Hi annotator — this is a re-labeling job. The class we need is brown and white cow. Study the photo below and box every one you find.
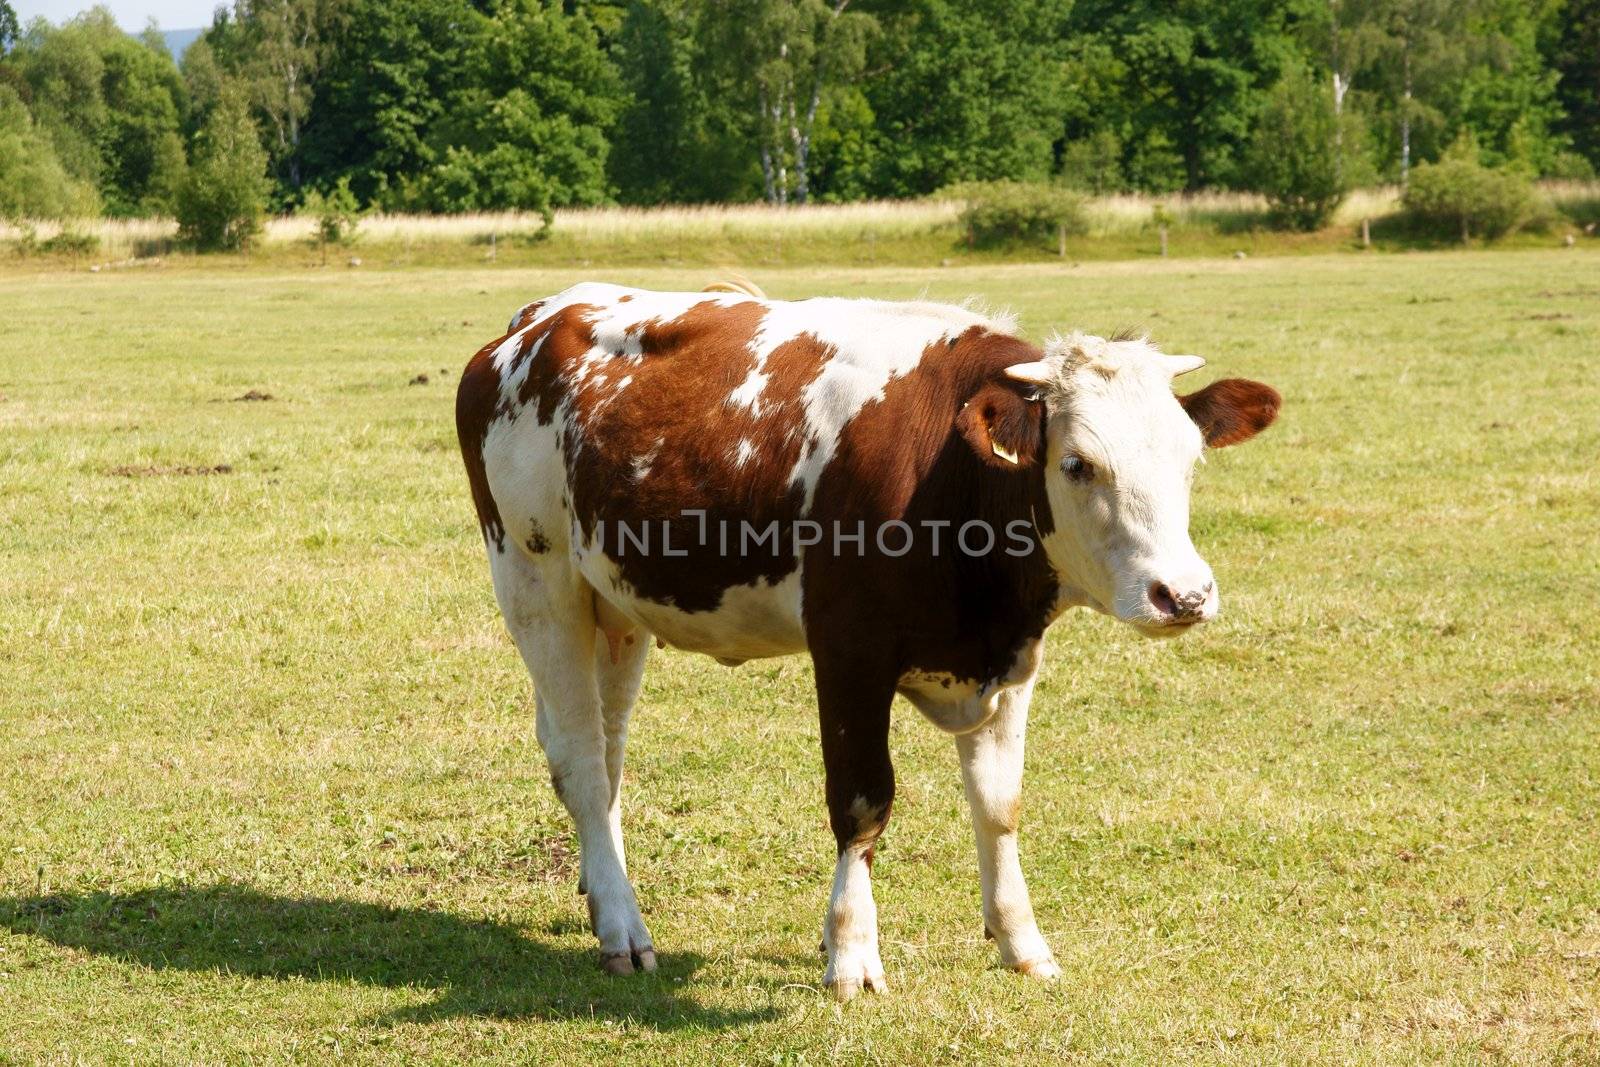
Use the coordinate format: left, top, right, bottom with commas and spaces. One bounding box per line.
455, 282, 1279, 999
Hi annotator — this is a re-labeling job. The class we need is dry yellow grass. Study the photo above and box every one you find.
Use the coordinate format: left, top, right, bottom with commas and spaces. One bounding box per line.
4, 182, 1593, 264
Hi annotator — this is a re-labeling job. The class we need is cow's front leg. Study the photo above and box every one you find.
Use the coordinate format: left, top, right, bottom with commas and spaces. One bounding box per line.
814, 655, 897, 1001
955, 676, 1059, 978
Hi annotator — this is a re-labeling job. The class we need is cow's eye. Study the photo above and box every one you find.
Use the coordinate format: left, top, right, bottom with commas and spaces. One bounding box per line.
1061, 454, 1093, 482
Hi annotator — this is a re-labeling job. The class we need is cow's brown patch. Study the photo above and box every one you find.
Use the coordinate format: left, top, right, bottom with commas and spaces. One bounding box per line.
456, 336, 513, 550
527, 298, 828, 611
801, 326, 1060, 856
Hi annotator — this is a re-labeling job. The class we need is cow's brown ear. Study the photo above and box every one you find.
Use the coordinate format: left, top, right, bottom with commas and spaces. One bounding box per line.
1178, 378, 1281, 448
957, 383, 1044, 469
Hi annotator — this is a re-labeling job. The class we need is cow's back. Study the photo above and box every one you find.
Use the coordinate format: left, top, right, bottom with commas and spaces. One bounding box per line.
458, 282, 1012, 660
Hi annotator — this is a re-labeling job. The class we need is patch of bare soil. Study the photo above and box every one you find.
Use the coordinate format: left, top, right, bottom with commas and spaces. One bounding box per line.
109, 463, 233, 477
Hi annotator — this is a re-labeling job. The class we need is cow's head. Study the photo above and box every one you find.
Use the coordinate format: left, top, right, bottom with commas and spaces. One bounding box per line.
960, 332, 1279, 637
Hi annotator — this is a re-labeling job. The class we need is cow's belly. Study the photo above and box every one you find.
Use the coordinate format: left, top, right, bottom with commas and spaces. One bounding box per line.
578, 551, 808, 663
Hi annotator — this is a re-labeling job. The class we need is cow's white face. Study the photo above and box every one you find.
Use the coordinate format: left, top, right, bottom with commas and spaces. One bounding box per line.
1001, 335, 1280, 638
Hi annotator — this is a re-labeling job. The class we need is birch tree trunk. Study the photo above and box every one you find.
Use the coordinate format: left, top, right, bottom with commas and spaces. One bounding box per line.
1400, 40, 1412, 185
759, 88, 778, 203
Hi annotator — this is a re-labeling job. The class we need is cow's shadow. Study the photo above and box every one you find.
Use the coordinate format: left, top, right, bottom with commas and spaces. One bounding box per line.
0, 883, 772, 1030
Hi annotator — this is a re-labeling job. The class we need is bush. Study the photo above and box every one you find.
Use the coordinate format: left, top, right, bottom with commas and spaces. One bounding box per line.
1403, 139, 1538, 241
1247, 70, 1346, 232
944, 181, 1087, 248
39, 229, 100, 256
301, 177, 362, 245
176, 88, 269, 252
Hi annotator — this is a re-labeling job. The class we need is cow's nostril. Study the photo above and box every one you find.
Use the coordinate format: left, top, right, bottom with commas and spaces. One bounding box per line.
1149, 581, 1179, 618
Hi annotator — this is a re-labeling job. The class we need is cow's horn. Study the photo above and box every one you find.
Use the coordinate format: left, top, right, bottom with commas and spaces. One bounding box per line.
1003, 361, 1054, 386
1163, 354, 1206, 377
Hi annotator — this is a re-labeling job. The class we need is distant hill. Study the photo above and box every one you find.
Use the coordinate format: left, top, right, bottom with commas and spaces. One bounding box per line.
160, 27, 203, 60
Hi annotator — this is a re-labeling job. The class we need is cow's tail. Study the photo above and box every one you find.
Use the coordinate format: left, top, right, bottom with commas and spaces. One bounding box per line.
702, 275, 767, 300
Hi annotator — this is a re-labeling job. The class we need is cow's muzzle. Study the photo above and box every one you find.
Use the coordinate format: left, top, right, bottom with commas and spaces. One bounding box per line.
1145, 579, 1216, 628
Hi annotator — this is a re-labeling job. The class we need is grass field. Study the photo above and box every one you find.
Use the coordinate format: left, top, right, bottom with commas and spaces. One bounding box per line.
1, 250, 1598, 1064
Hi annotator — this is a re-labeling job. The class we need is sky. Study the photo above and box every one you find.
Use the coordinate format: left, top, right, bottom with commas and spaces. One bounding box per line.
13, 0, 218, 31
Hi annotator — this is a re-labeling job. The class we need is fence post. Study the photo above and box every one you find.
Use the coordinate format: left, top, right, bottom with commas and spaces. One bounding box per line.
1159, 226, 1168, 257
1058, 223, 1066, 258
490, 231, 496, 262
1361, 218, 1370, 248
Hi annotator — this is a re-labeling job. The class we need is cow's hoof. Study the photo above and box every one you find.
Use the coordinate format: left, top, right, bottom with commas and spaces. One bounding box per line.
1012, 955, 1062, 980
601, 946, 657, 976
824, 957, 887, 1002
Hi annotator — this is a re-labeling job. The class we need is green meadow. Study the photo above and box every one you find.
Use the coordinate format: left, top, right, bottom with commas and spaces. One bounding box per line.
1, 250, 1597, 1064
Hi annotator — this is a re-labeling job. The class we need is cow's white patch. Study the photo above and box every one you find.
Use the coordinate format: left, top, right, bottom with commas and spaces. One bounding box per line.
574, 540, 807, 662
772, 300, 1009, 510
483, 414, 569, 559
733, 438, 756, 468
727, 368, 767, 414
897, 641, 1043, 735
630, 437, 663, 482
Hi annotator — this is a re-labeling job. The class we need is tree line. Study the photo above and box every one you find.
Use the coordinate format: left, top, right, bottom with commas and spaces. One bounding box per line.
1, 0, 1596, 233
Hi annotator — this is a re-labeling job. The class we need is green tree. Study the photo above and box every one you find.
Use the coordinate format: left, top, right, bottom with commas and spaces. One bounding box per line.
398, 0, 622, 212
176, 84, 269, 249
1360, 0, 1475, 183
1300, 0, 1390, 182
1548, 0, 1600, 169
698, 0, 875, 204
861, 0, 1069, 198
301, 173, 360, 243
0, 1, 19, 52
1066, 0, 1311, 191
7, 9, 187, 214
296, 0, 471, 203
1403, 131, 1537, 239
0, 84, 99, 219
1248, 67, 1347, 229
194, 0, 346, 194
609, 0, 755, 203
1449, 1, 1570, 175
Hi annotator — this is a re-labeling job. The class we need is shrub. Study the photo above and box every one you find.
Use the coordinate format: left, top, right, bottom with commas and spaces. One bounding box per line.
1247, 70, 1347, 232
301, 177, 363, 245
944, 181, 1087, 248
176, 88, 269, 252
1403, 140, 1538, 241
39, 229, 100, 256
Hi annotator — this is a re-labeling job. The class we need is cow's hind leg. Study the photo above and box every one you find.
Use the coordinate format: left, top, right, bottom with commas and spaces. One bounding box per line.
489, 548, 655, 974
577, 623, 650, 896
955, 677, 1059, 978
